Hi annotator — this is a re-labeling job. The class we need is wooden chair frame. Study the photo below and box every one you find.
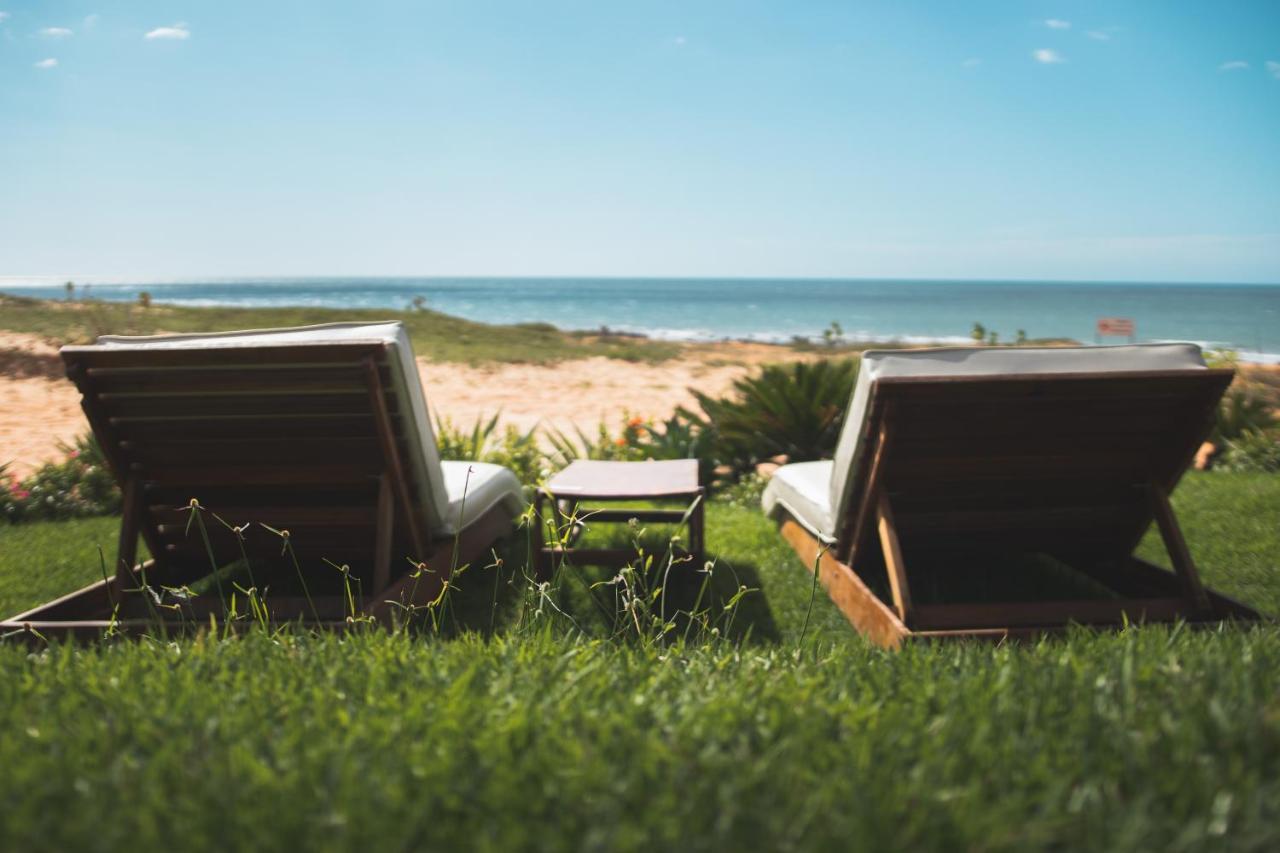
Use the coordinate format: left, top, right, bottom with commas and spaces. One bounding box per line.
774, 368, 1263, 647
2, 341, 515, 641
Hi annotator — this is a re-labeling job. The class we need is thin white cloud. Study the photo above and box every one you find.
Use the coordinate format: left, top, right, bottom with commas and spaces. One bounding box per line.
40, 26, 72, 38
1033, 48, 1065, 64
34, 57, 57, 69
1267, 60, 1280, 80
0, 12, 10, 24
145, 22, 190, 40
961, 57, 982, 68
1086, 30, 1110, 41
1044, 19, 1071, 29
1218, 61, 1249, 72
667, 35, 686, 47
83, 14, 99, 29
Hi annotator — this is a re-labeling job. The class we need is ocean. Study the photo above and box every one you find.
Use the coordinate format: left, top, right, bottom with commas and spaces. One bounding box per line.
2, 277, 1278, 361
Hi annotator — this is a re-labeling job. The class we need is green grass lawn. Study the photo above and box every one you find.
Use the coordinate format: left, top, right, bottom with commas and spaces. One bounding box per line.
0, 294, 683, 364
1, 473, 1278, 851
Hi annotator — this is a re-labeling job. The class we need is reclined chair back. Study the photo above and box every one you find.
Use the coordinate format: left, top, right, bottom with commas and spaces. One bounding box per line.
60, 323, 446, 610
780, 344, 1260, 645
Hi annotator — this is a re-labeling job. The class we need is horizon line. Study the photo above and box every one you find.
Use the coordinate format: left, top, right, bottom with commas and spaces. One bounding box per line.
3, 274, 1279, 288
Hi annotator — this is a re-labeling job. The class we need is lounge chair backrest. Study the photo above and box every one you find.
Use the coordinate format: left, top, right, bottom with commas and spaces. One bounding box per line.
828, 344, 1227, 562
62, 322, 448, 574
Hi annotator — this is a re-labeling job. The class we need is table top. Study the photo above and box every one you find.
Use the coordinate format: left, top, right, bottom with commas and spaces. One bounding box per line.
542, 459, 701, 499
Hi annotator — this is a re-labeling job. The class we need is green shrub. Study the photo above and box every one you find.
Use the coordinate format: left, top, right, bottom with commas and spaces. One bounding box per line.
687, 359, 859, 477
1, 435, 120, 523
714, 472, 768, 508
544, 418, 649, 466
1212, 385, 1276, 444
633, 412, 717, 484
434, 414, 546, 484
1219, 429, 1280, 473
484, 424, 549, 484
544, 413, 719, 485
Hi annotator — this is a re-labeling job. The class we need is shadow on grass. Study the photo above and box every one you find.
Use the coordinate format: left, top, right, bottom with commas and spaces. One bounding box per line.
443, 522, 782, 644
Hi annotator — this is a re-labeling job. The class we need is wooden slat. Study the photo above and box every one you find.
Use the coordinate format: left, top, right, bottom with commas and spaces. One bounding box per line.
890, 397, 1198, 430
133, 463, 379, 487
888, 479, 1144, 512
576, 508, 690, 523
120, 437, 386, 466
888, 452, 1154, 481
779, 518, 907, 649
113, 414, 385, 441
873, 369, 1233, 400
155, 523, 374, 547
893, 430, 1176, 457
86, 365, 384, 395
63, 343, 387, 369
151, 506, 378, 526
911, 598, 1189, 631
891, 503, 1142, 536
98, 392, 391, 419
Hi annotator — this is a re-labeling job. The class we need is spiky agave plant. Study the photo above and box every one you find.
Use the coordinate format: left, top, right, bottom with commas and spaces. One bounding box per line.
685, 358, 858, 477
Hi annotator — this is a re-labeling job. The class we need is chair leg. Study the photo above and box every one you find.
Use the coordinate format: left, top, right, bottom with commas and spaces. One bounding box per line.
372, 475, 394, 598
1149, 483, 1212, 613
689, 490, 706, 567
875, 492, 915, 624
115, 476, 142, 595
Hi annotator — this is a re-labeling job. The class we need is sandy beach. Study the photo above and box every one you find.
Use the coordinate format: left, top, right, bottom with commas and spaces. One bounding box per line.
0, 332, 802, 476
6, 325, 1275, 478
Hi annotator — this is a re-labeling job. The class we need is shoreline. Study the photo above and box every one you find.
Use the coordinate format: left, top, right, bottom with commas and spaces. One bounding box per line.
3, 278, 1278, 362
4, 291, 1279, 363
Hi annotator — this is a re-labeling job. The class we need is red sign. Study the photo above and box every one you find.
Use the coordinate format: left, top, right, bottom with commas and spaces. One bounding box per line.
1097, 317, 1135, 337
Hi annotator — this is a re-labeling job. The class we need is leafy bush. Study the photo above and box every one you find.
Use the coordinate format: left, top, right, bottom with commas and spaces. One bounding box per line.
434, 414, 546, 484
1, 435, 120, 523
544, 413, 720, 485
1219, 429, 1280, 473
1212, 385, 1276, 445
713, 472, 768, 508
544, 417, 649, 466
686, 359, 859, 477
633, 412, 717, 484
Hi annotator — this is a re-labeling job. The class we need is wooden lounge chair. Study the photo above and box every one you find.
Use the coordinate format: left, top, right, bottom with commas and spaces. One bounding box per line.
762, 344, 1262, 647
2, 322, 525, 639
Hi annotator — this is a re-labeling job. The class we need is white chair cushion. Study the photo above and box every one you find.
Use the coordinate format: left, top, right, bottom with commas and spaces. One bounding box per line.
825, 343, 1208, 540
761, 460, 835, 542
439, 461, 526, 535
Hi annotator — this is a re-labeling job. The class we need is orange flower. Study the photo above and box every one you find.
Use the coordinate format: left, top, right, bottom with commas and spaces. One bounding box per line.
628, 416, 644, 428
614, 437, 627, 446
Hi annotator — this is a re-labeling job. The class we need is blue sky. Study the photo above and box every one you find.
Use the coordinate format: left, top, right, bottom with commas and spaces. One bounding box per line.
2, 1, 1278, 282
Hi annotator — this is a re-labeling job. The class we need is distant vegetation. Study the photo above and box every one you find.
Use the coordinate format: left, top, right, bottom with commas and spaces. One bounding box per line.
0, 294, 683, 365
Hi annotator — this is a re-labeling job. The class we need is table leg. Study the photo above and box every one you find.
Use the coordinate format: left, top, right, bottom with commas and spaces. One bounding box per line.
689, 489, 706, 568
533, 490, 551, 581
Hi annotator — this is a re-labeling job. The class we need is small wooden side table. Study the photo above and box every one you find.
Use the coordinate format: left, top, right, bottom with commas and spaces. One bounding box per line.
534, 459, 704, 578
